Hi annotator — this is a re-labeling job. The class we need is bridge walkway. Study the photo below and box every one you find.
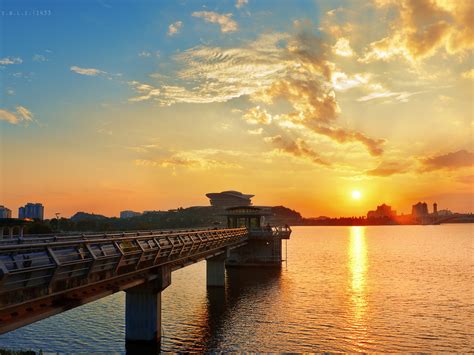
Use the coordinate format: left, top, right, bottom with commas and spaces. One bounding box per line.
0, 227, 248, 333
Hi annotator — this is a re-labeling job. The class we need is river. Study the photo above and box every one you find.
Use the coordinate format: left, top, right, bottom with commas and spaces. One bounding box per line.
0, 225, 472, 352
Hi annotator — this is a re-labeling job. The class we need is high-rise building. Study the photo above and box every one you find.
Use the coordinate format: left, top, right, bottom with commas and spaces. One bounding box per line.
367, 203, 397, 219
411, 202, 428, 218
120, 210, 142, 219
0, 205, 12, 218
433, 203, 438, 214
206, 191, 254, 207
18, 203, 44, 220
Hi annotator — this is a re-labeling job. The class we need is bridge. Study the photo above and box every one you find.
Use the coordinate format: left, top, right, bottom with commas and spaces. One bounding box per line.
419, 213, 474, 225
0, 207, 290, 347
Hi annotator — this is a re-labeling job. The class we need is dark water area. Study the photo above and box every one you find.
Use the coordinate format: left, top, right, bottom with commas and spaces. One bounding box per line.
0, 225, 472, 352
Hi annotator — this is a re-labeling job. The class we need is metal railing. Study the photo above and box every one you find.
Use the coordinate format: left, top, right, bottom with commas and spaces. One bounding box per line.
0, 228, 248, 304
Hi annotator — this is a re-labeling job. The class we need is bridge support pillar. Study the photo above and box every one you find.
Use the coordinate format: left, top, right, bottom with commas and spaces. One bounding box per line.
206, 253, 226, 287
125, 266, 171, 346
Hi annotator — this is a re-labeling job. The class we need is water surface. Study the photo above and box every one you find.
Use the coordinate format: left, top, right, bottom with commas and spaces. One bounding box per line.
0, 225, 472, 352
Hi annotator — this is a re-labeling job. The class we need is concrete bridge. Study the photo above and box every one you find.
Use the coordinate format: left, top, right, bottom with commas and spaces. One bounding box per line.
0, 207, 290, 347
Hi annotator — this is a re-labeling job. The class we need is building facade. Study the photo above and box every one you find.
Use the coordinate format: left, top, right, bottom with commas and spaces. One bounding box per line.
411, 202, 428, 218
18, 203, 44, 220
0, 206, 12, 219
206, 191, 254, 208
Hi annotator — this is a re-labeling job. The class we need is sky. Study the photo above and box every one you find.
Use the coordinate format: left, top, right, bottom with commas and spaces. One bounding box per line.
0, 0, 473, 218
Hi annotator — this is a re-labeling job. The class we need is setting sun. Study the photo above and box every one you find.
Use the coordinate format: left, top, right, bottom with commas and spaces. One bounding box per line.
352, 190, 362, 200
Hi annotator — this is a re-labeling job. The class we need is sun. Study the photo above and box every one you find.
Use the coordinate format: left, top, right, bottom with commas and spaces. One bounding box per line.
352, 190, 362, 200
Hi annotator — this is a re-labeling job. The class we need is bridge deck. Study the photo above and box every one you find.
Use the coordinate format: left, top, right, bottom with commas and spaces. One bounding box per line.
0, 227, 248, 333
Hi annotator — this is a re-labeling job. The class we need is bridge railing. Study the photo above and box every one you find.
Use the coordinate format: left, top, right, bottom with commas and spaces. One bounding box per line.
0, 228, 248, 307
0, 227, 226, 245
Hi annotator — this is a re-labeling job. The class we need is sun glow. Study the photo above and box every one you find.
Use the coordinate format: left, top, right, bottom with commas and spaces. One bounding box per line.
352, 190, 362, 200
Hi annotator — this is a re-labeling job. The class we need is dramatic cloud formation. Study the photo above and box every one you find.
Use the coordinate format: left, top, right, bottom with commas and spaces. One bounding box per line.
129, 31, 385, 158
363, 0, 474, 62
420, 150, 474, 171
192, 11, 238, 33
0, 57, 22, 65
0, 106, 34, 125
167, 21, 183, 36
70, 66, 106, 76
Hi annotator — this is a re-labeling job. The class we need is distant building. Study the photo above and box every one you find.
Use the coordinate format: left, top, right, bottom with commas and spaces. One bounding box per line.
18, 203, 44, 220
437, 209, 453, 217
0, 205, 12, 219
206, 190, 254, 207
411, 202, 428, 218
120, 210, 142, 219
433, 203, 438, 215
367, 203, 396, 219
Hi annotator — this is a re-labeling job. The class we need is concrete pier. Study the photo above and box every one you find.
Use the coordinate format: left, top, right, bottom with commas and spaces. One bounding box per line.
125, 267, 171, 344
206, 254, 226, 287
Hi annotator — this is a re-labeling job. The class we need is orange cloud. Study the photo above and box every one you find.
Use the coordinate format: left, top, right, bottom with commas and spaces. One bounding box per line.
420, 150, 474, 171
364, 0, 474, 62
264, 135, 329, 166
366, 161, 409, 176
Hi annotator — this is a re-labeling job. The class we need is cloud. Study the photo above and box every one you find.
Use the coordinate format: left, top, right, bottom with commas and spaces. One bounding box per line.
366, 161, 409, 176
167, 21, 183, 36
128, 81, 161, 102
0, 57, 22, 65
420, 150, 474, 171
15, 106, 33, 121
134, 149, 242, 170
134, 31, 384, 157
235, 0, 248, 9
0, 106, 34, 125
33, 54, 47, 62
363, 0, 474, 62
242, 106, 272, 125
331, 71, 370, 91
192, 11, 238, 33
462, 69, 474, 80
138, 51, 151, 57
357, 89, 423, 102
70, 66, 106, 76
0, 109, 19, 124
264, 135, 329, 166
333, 38, 354, 57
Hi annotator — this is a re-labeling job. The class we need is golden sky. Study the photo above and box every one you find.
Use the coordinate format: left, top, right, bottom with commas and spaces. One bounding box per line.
0, 0, 473, 218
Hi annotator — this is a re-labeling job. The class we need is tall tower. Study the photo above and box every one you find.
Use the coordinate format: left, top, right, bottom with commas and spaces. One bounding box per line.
433, 203, 438, 214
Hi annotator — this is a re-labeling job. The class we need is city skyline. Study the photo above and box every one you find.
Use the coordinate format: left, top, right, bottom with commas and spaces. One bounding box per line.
1, 0, 473, 219
0, 195, 460, 220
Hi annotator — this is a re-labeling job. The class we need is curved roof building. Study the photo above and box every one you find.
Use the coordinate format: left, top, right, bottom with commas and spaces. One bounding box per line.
206, 190, 254, 207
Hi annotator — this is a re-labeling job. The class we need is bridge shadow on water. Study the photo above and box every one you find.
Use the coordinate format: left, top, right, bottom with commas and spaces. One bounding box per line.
203, 267, 282, 352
